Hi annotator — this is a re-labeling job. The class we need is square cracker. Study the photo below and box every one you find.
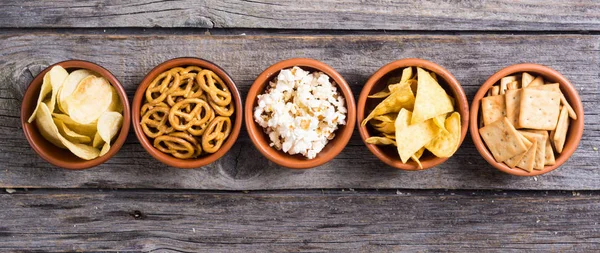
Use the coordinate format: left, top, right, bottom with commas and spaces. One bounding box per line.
520, 130, 548, 171
545, 132, 556, 165
533, 83, 577, 120
518, 88, 561, 130
504, 134, 533, 168
516, 140, 537, 172
481, 95, 506, 126
522, 72, 534, 87
504, 89, 522, 128
553, 106, 570, 154
479, 117, 529, 162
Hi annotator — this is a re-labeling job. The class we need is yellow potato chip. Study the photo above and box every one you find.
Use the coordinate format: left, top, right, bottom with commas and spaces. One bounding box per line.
65, 76, 113, 124
46, 66, 69, 113
411, 68, 453, 124
92, 132, 104, 149
28, 73, 52, 123
36, 103, 100, 160
425, 112, 461, 158
58, 69, 93, 113
53, 118, 92, 144
52, 113, 97, 137
100, 143, 111, 157
362, 83, 415, 126
395, 109, 441, 163
97, 111, 123, 144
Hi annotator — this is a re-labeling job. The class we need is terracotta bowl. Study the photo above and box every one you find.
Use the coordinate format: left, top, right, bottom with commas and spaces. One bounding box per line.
470, 63, 584, 176
132, 57, 242, 169
357, 58, 469, 170
245, 58, 356, 169
21, 60, 131, 170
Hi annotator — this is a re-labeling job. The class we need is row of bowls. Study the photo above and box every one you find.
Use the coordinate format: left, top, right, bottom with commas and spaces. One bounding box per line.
21, 58, 584, 176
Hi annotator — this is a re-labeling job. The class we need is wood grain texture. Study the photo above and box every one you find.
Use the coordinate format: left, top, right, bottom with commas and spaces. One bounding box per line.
0, 189, 599, 252
1, 0, 600, 31
1, 33, 598, 190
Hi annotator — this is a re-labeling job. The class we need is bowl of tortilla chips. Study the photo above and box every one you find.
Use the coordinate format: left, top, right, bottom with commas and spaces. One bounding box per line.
470, 63, 584, 176
21, 60, 130, 170
357, 58, 469, 170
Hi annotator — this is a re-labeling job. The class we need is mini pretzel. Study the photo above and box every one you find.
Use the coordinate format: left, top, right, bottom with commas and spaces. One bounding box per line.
141, 107, 173, 138
168, 98, 213, 132
140, 102, 169, 116
166, 72, 203, 106
168, 132, 202, 157
197, 69, 231, 107
154, 135, 196, 159
202, 116, 232, 153
145, 71, 181, 105
209, 97, 235, 117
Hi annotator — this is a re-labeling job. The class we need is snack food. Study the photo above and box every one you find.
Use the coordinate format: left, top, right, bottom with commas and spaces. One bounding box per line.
28, 66, 123, 160
363, 67, 462, 169
140, 66, 234, 159
253, 66, 347, 159
478, 72, 578, 172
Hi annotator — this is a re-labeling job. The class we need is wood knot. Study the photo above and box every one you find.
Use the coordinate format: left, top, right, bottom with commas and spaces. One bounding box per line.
130, 210, 145, 220
10, 62, 49, 101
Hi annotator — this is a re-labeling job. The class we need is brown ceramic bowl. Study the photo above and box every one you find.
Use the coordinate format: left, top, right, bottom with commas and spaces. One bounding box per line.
21, 60, 131, 170
245, 58, 356, 169
470, 63, 584, 176
132, 57, 242, 169
357, 58, 469, 170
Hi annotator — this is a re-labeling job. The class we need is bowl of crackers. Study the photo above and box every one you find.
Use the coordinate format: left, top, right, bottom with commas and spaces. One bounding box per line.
470, 63, 584, 176
132, 58, 242, 169
357, 58, 469, 170
21, 60, 130, 170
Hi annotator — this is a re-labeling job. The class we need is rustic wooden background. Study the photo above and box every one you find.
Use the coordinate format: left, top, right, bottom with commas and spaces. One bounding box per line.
1, 1, 599, 252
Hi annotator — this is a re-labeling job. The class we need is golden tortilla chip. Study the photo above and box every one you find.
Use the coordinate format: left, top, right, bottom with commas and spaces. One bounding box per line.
425, 112, 461, 158
362, 83, 415, 126
365, 136, 396, 146
411, 68, 453, 124
396, 109, 441, 163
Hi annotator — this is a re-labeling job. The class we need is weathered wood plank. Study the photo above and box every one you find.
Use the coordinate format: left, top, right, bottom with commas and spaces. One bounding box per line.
0, 189, 599, 252
1, 0, 600, 31
1, 33, 598, 190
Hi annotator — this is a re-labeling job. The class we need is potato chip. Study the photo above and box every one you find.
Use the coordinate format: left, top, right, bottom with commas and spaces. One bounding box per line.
52, 113, 97, 137
362, 83, 415, 126
396, 109, 441, 163
53, 118, 92, 144
28, 73, 52, 123
97, 111, 123, 144
57, 69, 93, 113
92, 132, 104, 149
46, 66, 69, 113
365, 136, 396, 146
425, 112, 461, 158
36, 103, 100, 160
100, 143, 111, 157
65, 76, 113, 124
411, 68, 453, 124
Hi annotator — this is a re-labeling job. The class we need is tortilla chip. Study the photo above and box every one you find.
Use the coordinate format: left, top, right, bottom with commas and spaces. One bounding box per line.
362, 83, 415, 126
425, 112, 461, 158
411, 68, 453, 124
365, 136, 396, 146
396, 109, 441, 163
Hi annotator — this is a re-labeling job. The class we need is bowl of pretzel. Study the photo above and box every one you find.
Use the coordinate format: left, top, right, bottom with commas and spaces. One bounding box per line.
132, 58, 242, 168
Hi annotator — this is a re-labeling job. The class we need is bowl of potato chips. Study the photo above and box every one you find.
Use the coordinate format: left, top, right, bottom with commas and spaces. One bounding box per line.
357, 58, 469, 170
470, 63, 584, 176
21, 60, 130, 170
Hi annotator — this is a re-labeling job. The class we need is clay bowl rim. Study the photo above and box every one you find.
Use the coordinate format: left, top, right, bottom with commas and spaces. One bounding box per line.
21, 60, 131, 170
244, 58, 357, 169
469, 63, 584, 176
357, 58, 470, 171
132, 57, 242, 169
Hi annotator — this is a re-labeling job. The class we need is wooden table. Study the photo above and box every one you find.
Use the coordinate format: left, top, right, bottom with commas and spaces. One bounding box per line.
1, 1, 599, 252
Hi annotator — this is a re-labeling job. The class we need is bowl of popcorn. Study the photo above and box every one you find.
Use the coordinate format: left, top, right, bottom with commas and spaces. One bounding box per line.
470, 63, 584, 176
245, 58, 356, 169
